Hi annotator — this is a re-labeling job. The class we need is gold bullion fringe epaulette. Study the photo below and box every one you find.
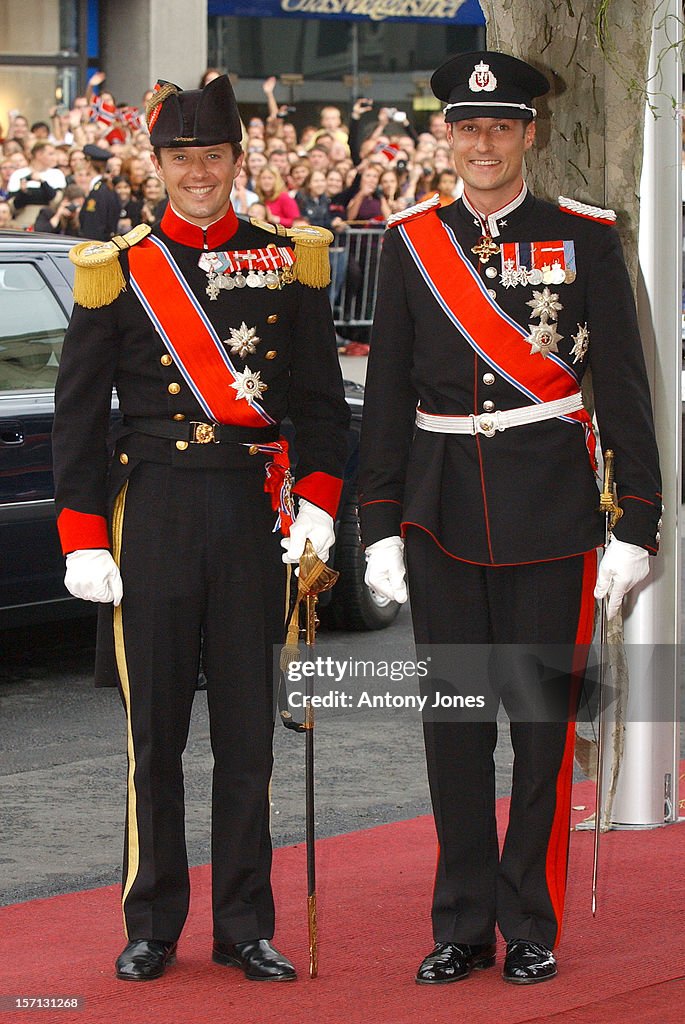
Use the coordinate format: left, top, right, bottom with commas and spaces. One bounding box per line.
387, 192, 441, 229
289, 225, 333, 288
249, 218, 333, 288
558, 196, 616, 225
69, 224, 152, 308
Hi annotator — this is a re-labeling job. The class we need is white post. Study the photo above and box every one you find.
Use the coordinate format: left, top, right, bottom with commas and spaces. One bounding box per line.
604, 0, 682, 828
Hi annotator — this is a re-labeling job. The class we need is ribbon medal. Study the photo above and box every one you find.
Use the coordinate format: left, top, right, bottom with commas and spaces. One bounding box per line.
199, 246, 295, 300
500, 240, 576, 289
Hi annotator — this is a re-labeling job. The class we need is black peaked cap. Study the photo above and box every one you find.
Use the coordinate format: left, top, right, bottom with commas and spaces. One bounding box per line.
431, 51, 550, 122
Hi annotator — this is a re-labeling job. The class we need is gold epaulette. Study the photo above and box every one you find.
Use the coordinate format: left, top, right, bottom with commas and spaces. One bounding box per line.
288, 225, 334, 289
69, 224, 152, 308
249, 218, 333, 288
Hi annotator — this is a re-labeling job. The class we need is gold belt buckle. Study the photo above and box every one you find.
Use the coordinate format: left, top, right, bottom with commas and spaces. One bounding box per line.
190, 421, 218, 444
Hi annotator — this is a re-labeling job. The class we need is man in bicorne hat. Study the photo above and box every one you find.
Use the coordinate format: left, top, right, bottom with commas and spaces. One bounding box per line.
359, 51, 660, 984
52, 75, 349, 982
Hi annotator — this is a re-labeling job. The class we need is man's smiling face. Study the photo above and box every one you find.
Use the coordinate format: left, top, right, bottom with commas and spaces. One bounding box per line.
446, 117, 535, 215
152, 143, 243, 226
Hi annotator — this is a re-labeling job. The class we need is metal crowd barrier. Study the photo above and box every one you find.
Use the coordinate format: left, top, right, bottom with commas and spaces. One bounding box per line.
329, 223, 386, 330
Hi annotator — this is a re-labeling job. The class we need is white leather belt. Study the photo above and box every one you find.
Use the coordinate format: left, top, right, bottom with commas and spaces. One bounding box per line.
415, 393, 584, 438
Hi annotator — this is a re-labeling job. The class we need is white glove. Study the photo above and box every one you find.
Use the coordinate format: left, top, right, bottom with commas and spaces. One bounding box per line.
593, 536, 650, 620
64, 549, 123, 606
364, 536, 408, 604
281, 499, 335, 564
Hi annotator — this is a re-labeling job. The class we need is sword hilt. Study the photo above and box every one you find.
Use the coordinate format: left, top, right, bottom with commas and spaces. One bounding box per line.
599, 449, 623, 534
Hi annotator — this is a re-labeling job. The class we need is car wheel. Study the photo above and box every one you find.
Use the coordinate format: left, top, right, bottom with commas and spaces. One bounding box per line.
327, 497, 401, 631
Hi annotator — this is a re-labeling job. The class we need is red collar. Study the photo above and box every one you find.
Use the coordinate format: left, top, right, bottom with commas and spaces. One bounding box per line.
159, 203, 239, 249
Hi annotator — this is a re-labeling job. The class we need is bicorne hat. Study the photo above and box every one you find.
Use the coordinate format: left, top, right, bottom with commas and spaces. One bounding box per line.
431, 51, 550, 123
146, 74, 241, 147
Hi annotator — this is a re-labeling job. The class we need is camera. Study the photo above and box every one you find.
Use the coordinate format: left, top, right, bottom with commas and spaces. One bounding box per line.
396, 159, 408, 172
276, 105, 297, 119
392, 110, 406, 122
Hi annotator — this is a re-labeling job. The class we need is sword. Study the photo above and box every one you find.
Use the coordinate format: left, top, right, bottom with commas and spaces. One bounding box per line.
592, 449, 623, 916
280, 540, 338, 977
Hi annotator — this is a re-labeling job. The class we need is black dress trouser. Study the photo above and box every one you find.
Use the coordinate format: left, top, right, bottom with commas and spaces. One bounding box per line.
405, 526, 597, 950
110, 460, 284, 944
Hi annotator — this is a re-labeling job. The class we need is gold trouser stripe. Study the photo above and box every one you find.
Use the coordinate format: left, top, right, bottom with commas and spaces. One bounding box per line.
111, 481, 138, 938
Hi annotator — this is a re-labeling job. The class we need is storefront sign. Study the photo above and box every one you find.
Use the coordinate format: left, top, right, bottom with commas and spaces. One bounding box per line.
208, 0, 485, 24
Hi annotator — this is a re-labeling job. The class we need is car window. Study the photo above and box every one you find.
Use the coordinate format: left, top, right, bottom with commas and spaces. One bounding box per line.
0, 262, 67, 392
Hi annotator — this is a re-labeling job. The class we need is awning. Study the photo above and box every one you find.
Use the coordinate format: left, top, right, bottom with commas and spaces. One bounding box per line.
207, 0, 485, 26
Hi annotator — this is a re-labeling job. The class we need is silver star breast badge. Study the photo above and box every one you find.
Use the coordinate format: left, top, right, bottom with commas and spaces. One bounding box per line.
527, 322, 563, 358
225, 322, 261, 359
526, 287, 563, 322
570, 323, 590, 363
230, 366, 268, 404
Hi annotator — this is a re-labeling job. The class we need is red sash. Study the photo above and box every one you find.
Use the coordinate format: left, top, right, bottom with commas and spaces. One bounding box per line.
399, 211, 596, 466
128, 236, 275, 428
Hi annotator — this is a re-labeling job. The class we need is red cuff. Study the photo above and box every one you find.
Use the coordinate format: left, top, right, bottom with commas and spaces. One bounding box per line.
57, 508, 111, 555
292, 472, 343, 518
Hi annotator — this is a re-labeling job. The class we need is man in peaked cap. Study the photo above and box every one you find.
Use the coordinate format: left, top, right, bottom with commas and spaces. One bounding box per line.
79, 143, 120, 241
53, 74, 349, 982
359, 51, 660, 984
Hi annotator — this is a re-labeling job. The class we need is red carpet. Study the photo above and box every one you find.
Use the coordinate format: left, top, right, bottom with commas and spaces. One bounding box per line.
1, 779, 684, 1024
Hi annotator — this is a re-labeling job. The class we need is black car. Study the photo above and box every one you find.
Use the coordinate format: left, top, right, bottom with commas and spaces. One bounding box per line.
0, 229, 399, 631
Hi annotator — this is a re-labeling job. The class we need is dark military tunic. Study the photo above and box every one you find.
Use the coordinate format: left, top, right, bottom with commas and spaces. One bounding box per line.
359, 187, 661, 561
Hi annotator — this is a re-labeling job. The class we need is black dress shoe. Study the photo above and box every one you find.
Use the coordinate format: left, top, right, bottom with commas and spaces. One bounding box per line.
212, 939, 296, 981
115, 939, 177, 981
415, 941, 497, 984
502, 939, 557, 984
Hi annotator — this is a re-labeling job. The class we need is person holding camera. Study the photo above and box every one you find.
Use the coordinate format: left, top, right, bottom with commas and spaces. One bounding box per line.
34, 184, 85, 234
345, 163, 391, 224
379, 168, 411, 216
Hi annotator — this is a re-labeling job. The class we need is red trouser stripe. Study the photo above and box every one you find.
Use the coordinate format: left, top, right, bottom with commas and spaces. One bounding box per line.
545, 549, 597, 947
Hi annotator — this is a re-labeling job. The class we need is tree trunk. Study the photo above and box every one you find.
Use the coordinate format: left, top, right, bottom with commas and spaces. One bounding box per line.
481, 0, 654, 285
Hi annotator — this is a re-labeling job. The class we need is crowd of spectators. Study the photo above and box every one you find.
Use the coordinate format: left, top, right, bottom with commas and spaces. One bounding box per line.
1, 69, 462, 349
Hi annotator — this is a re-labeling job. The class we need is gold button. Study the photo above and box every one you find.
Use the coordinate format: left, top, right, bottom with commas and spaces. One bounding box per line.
248, 445, 259, 455
160, 354, 172, 366
119, 452, 129, 465
267, 314, 278, 324
265, 350, 277, 360
483, 400, 495, 412
176, 440, 189, 451
173, 413, 186, 421
487, 289, 497, 299
168, 382, 181, 395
